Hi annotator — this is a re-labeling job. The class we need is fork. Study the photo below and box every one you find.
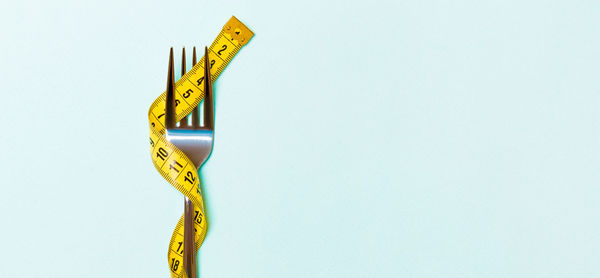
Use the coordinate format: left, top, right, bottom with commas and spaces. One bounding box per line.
165, 46, 214, 278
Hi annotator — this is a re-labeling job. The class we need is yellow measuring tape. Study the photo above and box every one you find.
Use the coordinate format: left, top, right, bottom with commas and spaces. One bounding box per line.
147, 16, 254, 278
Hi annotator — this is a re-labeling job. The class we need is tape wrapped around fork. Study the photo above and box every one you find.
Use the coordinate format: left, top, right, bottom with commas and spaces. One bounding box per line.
147, 16, 254, 278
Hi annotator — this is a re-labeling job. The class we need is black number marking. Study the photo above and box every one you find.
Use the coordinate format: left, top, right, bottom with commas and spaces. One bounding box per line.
184, 171, 196, 184
194, 210, 203, 224
210, 60, 215, 68
217, 44, 227, 55
176, 241, 183, 254
157, 147, 168, 161
171, 258, 180, 271
183, 89, 192, 98
157, 108, 165, 119
196, 77, 204, 86
169, 160, 183, 173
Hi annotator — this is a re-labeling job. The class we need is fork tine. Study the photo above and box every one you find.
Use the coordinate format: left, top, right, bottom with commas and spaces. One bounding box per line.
179, 47, 189, 128
165, 47, 176, 129
191, 47, 200, 128
181, 47, 186, 75
203, 46, 214, 130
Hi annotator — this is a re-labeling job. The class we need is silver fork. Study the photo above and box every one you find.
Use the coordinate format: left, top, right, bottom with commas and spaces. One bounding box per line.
165, 46, 214, 278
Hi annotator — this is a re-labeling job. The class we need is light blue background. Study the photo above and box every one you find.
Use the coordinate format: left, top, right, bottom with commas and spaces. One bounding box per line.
1, 0, 599, 277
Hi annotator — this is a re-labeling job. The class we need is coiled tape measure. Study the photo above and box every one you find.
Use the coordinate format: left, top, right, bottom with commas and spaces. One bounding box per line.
147, 16, 254, 278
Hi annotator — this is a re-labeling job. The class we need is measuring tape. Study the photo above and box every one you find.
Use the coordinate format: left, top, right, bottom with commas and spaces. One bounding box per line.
147, 16, 254, 278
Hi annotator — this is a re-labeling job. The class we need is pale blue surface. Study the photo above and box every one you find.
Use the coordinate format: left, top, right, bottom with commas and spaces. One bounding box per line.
1, 0, 600, 277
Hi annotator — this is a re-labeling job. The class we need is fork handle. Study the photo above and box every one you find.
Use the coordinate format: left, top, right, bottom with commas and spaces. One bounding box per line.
183, 197, 197, 278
